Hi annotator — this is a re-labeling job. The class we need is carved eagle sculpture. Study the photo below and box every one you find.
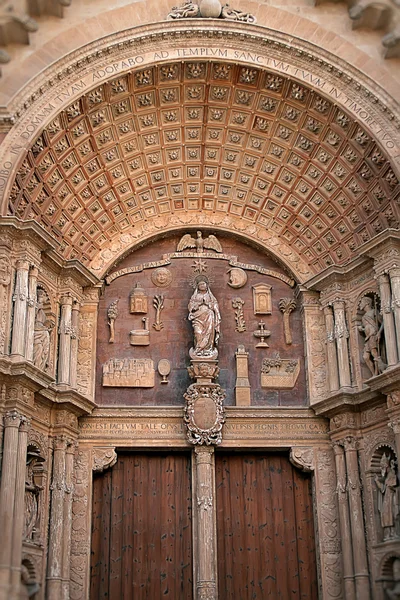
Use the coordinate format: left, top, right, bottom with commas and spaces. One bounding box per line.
177, 231, 223, 254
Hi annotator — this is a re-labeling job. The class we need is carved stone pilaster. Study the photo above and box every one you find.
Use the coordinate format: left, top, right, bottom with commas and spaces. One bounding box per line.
58, 296, 73, 386
377, 273, 398, 366
332, 300, 352, 388
332, 443, 356, 600
389, 267, 400, 358
69, 301, 80, 390
0, 247, 12, 355
323, 305, 339, 392
343, 437, 371, 599
11, 259, 30, 358
25, 266, 38, 362
299, 290, 327, 404
193, 446, 217, 600
313, 447, 344, 600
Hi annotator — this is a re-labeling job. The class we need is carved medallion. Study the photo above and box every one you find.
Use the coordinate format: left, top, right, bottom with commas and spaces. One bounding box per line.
151, 267, 172, 288
184, 384, 226, 445
227, 267, 247, 289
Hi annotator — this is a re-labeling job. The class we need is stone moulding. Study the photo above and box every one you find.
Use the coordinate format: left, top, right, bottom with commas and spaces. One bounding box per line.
184, 383, 226, 445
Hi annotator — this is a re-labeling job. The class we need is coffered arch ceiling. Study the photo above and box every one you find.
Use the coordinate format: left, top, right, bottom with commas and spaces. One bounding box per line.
5, 60, 400, 277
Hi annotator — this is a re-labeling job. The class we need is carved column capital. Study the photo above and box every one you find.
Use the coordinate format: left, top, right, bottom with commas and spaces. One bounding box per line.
4, 410, 23, 428
15, 259, 30, 272
19, 415, 31, 433
343, 436, 358, 451
387, 390, 400, 409
92, 447, 117, 473
194, 445, 214, 465
60, 294, 73, 307
52, 435, 69, 451
289, 447, 315, 472
389, 418, 400, 434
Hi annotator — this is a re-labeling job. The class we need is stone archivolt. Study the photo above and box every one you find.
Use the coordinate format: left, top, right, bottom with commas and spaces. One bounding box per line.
5, 60, 399, 276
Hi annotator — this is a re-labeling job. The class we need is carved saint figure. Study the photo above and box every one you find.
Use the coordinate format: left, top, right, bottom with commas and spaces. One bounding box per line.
24, 448, 44, 542
358, 296, 386, 377
188, 278, 221, 358
33, 289, 54, 371
375, 453, 399, 540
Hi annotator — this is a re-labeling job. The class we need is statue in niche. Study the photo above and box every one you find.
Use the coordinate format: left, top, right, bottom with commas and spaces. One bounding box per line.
24, 447, 44, 542
375, 453, 399, 541
358, 295, 386, 377
33, 289, 54, 371
188, 277, 221, 359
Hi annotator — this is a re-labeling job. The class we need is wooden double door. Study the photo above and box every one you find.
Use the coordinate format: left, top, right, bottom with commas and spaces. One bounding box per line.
90, 451, 318, 599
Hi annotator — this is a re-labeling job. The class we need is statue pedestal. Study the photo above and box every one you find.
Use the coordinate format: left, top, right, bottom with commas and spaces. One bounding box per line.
187, 358, 219, 384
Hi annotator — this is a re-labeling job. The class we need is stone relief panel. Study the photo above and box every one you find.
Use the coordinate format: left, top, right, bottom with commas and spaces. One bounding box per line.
96, 234, 306, 407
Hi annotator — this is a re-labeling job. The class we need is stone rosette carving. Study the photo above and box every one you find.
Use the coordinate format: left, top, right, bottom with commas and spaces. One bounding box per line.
184, 384, 226, 445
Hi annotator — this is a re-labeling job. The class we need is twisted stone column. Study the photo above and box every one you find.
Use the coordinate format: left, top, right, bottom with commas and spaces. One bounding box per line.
343, 437, 371, 600
11, 260, 30, 358
324, 305, 339, 392
193, 446, 217, 600
10, 416, 30, 596
333, 300, 352, 388
58, 296, 73, 385
0, 411, 22, 600
333, 443, 356, 600
377, 273, 398, 366
25, 266, 38, 361
69, 302, 80, 389
47, 436, 68, 599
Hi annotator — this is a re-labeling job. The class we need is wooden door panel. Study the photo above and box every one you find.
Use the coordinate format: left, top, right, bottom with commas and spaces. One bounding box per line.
90, 452, 193, 599
216, 452, 318, 600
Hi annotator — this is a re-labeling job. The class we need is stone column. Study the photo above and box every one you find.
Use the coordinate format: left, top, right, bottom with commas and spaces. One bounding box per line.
61, 441, 75, 600
324, 306, 339, 392
69, 302, 80, 390
47, 436, 67, 599
193, 446, 217, 600
25, 266, 38, 361
389, 268, 400, 359
0, 411, 22, 600
10, 260, 30, 358
377, 273, 398, 366
333, 300, 352, 388
10, 416, 30, 597
343, 437, 371, 600
58, 296, 73, 385
388, 416, 400, 466
333, 443, 356, 600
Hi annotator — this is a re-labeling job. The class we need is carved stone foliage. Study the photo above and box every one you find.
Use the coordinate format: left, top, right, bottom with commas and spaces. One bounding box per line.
290, 447, 315, 472
7, 62, 399, 273
92, 447, 117, 473
184, 384, 226, 445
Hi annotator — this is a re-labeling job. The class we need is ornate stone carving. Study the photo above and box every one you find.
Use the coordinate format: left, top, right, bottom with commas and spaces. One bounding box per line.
188, 362, 220, 382
167, 0, 256, 23
92, 447, 117, 473
227, 267, 247, 289
290, 447, 315, 472
0, 250, 11, 354
278, 298, 297, 345
188, 277, 220, 360
261, 353, 300, 389
129, 282, 147, 314
32, 288, 55, 371
151, 267, 172, 288
184, 384, 226, 445
71, 448, 91, 600
129, 317, 150, 345
177, 231, 222, 254
252, 284, 272, 315
152, 295, 165, 331
253, 321, 271, 348
107, 299, 119, 343
77, 311, 95, 398
231, 297, 246, 332
358, 295, 386, 377
102, 358, 155, 387
375, 452, 399, 541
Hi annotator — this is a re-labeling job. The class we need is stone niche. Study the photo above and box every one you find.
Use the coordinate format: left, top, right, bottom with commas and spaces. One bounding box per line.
96, 233, 306, 407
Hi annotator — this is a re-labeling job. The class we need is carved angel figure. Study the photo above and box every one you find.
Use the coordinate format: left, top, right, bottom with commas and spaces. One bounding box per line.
375, 453, 399, 540
358, 295, 386, 377
188, 278, 221, 359
177, 231, 222, 254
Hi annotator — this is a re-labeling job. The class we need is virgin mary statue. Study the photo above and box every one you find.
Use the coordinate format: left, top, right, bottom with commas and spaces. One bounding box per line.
188, 277, 221, 359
